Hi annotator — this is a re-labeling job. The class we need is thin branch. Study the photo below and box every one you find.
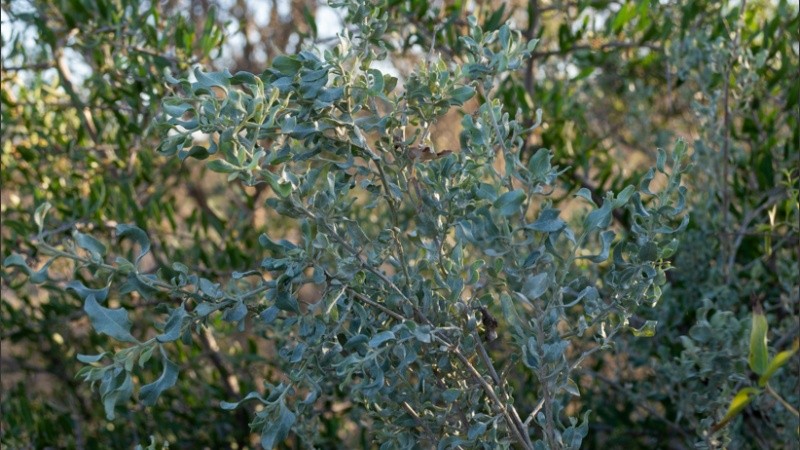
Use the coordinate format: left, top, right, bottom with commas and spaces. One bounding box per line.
531, 41, 661, 59
1, 61, 55, 71
765, 384, 800, 417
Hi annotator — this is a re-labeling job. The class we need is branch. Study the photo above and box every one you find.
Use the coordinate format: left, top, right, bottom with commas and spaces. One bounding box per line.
1, 61, 55, 72
53, 45, 99, 145
531, 41, 661, 59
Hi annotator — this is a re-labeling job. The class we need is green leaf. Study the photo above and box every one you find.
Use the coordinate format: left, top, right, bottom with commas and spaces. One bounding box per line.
156, 304, 188, 343
656, 148, 667, 173
500, 293, 524, 335
450, 86, 476, 105
161, 100, 193, 118
585, 199, 613, 230
442, 389, 460, 403
630, 320, 658, 337
574, 188, 596, 206
116, 224, 151, 266
102, 370, 133, 420
578, 230, 615, 263
275, 290, 299, 313
610, 2, 636, 32
260, 306, 280, 324
84, 295, 138, 343
77, 353, 107, 363
528, 149, 553, 183
265, 171, 292, 198
368, 330, 395, 348
66, 280, 110, 302
139, 351, 179, 406
195, 302, 222, 317
74, 232, 107, 262
222, 300, 248, 323
564, 378, 580, 397
522, 273, 549, 300
272, 55, 302, 76
261, 401, 296, 449
207, 159, 240, 174
711, 387, 761, 434
749, 305, 769, 375
192, 67, 231, 92
33, 202, 52, 235
494, 189, 526, 216
3, 253, 53, 283
528, 208, 565, 232
220, 391, 266, 410
759, 339, 799, 387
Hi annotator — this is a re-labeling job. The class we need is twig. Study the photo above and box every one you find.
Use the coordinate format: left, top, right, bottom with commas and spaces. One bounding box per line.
765, 384, 800, 417
373, 160, 413, 292
52, 41, 99, 145
531, 41, 661, 59
1, 61, 55, 71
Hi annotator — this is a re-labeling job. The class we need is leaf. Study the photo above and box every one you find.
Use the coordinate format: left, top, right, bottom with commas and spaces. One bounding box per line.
5, 253, 54, 284
656, 148, 667, 173
574, 188, 596, 206
564, 378, 580, 397
194, 302, 221, 317
207, 159, 240, 174
222, 300, 248, 323
759, 339, 799, 387
3, 253, 29, 272
261, 401, 296, 449
139, 352, 179, 406
610, 2, 636, 32
102, 370, 133, 420
442, 389, 460, 403
156, 304, 188, 343
528, 149, 553, 183
500, 293, 524, 335
710, 387, 761, 434
612, 185, 636, 208
116, 224, 151, 266
271, 55, 302, 75
192, 67, 231, 92
578, 230, 615, 263
630, 320, 658, 337
748, 305, 769, 375
265, 171, 292, 198
220, 391, 267, 410
450, 86, 476, 105
66, 280, 110, 302
161, 100, 193, 117
522, 273, 549, 300
33, 202, 52, 235
468, 421, 488, 440
586, 199, 613, 231
369, 331, 395, 348
494, 189, 526, 217
528, 208, 565, 232
77, 353, 107, 363
84, 295, 138, 343
275, 290, 299, 313
260, 306, 280, 324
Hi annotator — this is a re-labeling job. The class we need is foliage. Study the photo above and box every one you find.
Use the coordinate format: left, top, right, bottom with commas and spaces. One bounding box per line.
2, 0, 797, 449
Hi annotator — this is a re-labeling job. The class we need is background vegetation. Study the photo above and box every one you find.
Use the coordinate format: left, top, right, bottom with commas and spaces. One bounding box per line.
1, 0, 797, 448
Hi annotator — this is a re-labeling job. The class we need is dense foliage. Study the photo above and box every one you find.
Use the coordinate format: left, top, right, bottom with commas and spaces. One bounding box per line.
2, 0, 797, 449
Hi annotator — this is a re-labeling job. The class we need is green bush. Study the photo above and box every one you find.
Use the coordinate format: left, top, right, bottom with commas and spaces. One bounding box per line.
2, 0, 797, 448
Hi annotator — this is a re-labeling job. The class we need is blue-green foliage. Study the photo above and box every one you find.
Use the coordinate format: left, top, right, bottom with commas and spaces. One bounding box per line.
5, 2, 692, 448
